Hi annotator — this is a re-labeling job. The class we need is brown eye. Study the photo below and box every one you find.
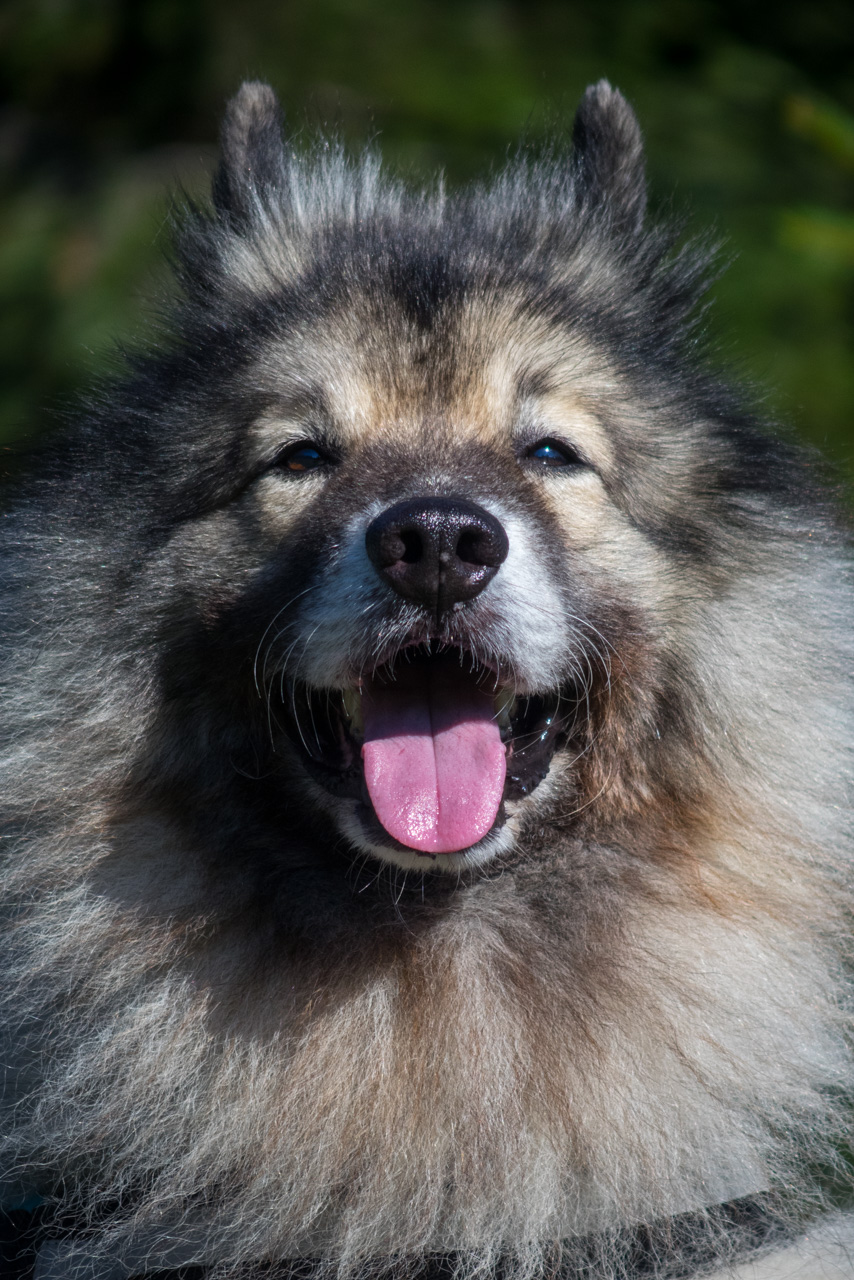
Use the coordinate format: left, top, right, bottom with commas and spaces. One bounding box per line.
274, 443, 331, 474
525, 438, 585, 468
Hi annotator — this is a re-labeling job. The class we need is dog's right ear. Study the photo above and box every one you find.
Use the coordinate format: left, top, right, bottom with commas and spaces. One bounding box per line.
571, 80, 646, 235
212, 81, 287, 226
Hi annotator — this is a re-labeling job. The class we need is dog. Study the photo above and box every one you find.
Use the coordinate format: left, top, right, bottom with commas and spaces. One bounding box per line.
1, 79, 853, 1280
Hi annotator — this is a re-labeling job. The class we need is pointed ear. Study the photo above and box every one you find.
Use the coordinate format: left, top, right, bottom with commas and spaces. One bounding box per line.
571, 80, 646, 234
212, 81, 287, 226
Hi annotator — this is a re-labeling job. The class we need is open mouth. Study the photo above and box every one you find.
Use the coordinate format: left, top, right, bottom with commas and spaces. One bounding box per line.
279, 644, 571, 858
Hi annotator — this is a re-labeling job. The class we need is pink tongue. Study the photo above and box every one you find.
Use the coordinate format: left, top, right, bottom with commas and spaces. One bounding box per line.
361, 660, 506, 854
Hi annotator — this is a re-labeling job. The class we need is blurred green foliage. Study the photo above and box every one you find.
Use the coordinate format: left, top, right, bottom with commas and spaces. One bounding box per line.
1, 0, 853, 486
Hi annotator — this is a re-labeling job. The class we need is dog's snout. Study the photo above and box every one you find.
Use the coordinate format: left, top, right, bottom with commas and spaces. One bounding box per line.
366, 497, 509, 611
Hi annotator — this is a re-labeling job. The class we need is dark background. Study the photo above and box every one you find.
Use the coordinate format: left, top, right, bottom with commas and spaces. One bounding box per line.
2, 0, 853, 486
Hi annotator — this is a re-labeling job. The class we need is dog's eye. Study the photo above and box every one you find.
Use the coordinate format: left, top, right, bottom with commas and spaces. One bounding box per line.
273, 442, 331, 474
525, 438, 584, 468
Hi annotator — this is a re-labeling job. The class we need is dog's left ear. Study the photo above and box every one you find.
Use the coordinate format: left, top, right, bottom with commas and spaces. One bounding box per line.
212, 81, 287, 227
571, 81, 646, 234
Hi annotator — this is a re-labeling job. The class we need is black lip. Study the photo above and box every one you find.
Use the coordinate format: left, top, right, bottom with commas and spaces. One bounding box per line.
503, 693, 569, 799
277, 645, 574, 845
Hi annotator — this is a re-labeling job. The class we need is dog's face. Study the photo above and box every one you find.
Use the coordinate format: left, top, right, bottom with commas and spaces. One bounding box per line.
154, 263, 721, 876
136, 83, 751, 880
242, 300, 607, 872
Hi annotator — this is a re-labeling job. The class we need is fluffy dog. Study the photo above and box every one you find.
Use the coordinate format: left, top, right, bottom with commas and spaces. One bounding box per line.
1, 80, 853, 1279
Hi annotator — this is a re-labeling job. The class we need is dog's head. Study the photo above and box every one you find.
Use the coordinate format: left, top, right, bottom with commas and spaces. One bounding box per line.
118, 81, 795, 879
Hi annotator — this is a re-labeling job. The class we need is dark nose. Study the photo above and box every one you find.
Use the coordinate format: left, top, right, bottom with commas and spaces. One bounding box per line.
366, 497, 509, 612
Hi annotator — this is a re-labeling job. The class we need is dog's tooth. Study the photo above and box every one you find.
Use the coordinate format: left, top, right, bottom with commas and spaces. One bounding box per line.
342, 688, 364, 738
494, 688, 517, 728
